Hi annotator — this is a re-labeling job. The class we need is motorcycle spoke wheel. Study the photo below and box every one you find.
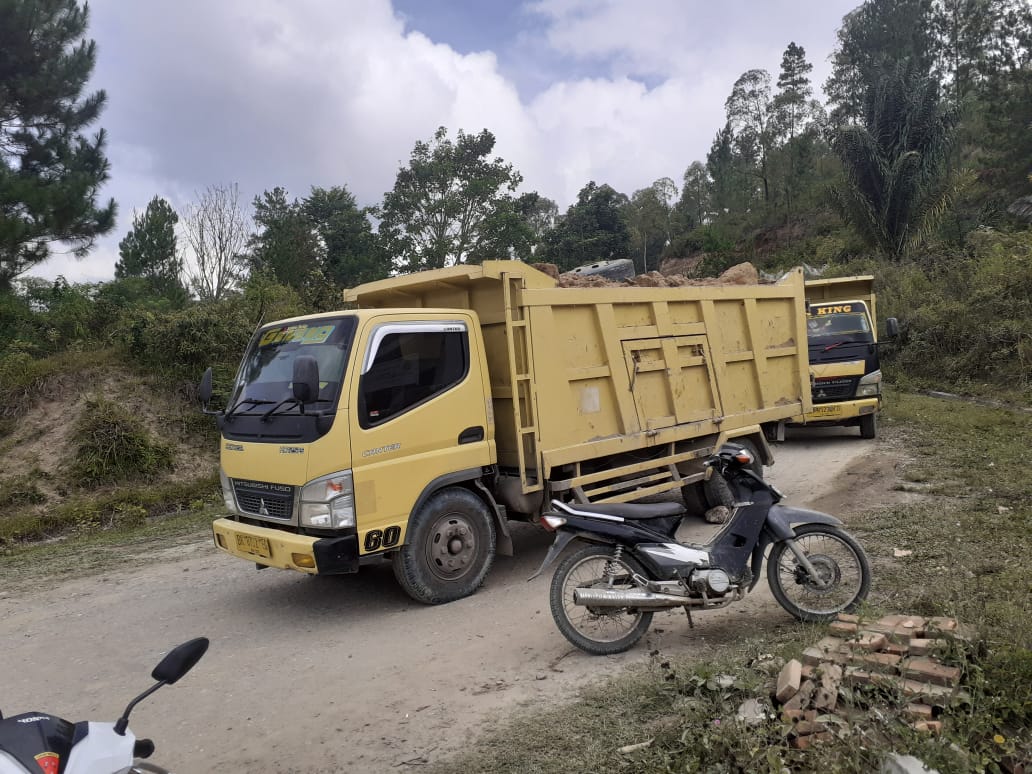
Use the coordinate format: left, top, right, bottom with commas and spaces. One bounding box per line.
549, 544, 653, 655
767, 525, 871, 623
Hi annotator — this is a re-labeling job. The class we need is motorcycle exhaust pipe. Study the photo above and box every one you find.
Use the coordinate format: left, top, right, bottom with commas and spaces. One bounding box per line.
573, 587, 688, 609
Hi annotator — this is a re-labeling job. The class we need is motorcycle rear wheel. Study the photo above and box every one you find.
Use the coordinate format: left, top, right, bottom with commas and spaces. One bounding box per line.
767, 524, 871, 622
549, 544, 654, 655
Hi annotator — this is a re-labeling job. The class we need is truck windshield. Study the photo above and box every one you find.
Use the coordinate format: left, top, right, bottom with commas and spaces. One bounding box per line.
807, 310, 873, 346
229, 317, 357, 414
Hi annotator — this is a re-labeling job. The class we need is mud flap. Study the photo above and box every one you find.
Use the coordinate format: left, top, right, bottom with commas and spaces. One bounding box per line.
527, 531, 577, 581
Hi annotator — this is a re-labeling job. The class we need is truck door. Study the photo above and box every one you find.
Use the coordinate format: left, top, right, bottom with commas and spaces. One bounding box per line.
349, 318, 491, 553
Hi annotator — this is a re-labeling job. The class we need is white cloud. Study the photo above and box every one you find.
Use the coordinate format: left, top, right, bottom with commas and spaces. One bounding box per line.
31, 0, 857, 283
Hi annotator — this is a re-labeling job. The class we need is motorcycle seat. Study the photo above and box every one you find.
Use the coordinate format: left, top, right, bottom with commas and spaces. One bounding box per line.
550, 499, 685, 520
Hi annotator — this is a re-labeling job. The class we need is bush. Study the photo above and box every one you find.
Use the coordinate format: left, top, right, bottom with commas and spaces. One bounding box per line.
878, 228, 1032, 394
69, 398, 174, 486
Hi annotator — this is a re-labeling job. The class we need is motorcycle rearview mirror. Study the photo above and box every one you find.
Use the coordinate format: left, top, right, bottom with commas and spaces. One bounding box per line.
114, 638, 209, 736
292, 355, 319, 404
152, 637, 209, 684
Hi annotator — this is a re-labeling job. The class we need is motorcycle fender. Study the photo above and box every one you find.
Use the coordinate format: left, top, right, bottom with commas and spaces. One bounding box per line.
765, 505, 843, 541
527, 530, 578, 581
749, 506, 844, 591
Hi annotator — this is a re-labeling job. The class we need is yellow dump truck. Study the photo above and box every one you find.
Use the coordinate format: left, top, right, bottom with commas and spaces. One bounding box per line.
769, 275, 897, 440
200, 261, 813, 604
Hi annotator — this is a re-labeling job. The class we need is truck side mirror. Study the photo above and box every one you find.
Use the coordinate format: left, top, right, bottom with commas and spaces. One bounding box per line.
885, 317, 899, 338
198, 367, 213, 404
293, 355, 320, 404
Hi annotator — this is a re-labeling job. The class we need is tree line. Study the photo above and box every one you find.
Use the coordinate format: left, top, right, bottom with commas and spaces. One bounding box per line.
2, 0, 1031, 393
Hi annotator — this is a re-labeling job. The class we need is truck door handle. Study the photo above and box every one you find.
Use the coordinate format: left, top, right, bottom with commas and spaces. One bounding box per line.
458, 426, 485, 444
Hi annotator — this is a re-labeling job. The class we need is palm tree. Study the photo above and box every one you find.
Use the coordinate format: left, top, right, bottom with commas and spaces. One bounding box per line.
830, 66, 956, 259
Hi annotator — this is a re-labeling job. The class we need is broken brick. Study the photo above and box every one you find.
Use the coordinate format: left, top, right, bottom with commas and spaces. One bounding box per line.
925, 616, 958, 633
913, 720, 944, 734
782, 679, 816, 711
836, 613, 860, 624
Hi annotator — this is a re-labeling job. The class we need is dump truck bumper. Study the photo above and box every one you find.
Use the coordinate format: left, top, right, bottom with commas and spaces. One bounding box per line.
795, 397, 879, 425
212, 518, 360, 575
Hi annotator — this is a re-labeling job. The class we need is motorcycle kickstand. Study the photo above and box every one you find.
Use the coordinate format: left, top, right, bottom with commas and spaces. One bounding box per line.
683, 606, 694, 629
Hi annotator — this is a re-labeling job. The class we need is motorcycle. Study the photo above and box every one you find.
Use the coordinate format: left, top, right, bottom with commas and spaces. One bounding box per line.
0, 638, 209, 774
531, 444, 871, 655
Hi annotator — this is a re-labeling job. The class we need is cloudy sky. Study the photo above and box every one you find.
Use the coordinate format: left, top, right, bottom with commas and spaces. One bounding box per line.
37, 0, 861, 283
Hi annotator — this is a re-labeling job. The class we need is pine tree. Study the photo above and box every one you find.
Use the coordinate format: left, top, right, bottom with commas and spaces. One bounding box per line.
0, 0, 116, 288
115, 196, 185, 300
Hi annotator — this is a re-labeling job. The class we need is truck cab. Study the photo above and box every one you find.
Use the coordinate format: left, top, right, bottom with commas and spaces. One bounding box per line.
776, 275, 897, 439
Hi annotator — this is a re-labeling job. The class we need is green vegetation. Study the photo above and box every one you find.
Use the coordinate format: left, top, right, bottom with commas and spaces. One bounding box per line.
429, 392, 1032, 773
69, 397, 174, 486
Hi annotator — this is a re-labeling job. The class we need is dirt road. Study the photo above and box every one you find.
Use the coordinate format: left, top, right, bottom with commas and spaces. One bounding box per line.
0, 429, 896, 773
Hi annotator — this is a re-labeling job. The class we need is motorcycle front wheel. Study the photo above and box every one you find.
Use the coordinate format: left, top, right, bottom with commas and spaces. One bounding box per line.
549, 544, 654, 655
767, 524, 871, 622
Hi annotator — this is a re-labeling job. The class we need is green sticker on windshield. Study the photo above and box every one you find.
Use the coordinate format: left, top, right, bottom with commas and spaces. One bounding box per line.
259, 324, 335, 347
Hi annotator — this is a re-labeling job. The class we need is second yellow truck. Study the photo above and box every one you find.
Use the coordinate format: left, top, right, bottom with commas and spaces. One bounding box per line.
200, 261, 813, 603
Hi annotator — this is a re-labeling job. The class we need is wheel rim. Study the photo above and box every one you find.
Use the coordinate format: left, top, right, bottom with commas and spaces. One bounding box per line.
774, 533, 863, 616
561, 554, 645, 644
424, 512, 479, 581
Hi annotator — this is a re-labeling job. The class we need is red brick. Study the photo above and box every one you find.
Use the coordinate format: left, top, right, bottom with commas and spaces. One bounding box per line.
885, 642, 909, 656
913, 720, 944, 734
813, 664, 842, 711
790, 731, 834, 749
844, 667, 877, 687
902, 657, 961, 688
898, 678, 955, 704
836, 613, 860, 624
904, 703, 934, 720
926, 616, 958, 632
782, 708, 805, 722
909, 638, 948, 657
776, 659, 802, 703
849, 651, 902, 672
801, 663, 815, 679
829, 621, 858, 636
848, 632, 888, 651
794, 720, 828, 735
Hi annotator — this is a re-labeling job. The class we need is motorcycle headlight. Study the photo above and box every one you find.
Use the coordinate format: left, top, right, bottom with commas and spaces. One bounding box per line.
856, 369, 882, 397
219, 468, 236, 512
300, 471, 355, 529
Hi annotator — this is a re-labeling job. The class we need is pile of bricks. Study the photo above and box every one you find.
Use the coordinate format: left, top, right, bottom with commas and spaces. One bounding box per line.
774, 613, 971, 750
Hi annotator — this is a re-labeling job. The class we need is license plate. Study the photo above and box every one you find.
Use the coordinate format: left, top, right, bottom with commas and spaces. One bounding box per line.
235, 533, 272, 559
810, 405, 841, 417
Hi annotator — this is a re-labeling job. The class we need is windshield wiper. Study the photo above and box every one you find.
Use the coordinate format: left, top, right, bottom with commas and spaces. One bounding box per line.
261, 398, 302, 422
225, 397, 275, 421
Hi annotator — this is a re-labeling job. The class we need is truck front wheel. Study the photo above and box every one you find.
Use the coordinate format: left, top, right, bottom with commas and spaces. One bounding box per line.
859, 413, 877, 439
392, 487, 497, 604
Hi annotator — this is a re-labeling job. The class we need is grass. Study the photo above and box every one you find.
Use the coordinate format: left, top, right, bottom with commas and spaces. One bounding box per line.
0, 504, 218, 592
427, 389, 1032, 774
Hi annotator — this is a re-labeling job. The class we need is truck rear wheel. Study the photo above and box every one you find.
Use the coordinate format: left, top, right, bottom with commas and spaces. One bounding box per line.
859, 413, 877, 439
392, 487, 496, 604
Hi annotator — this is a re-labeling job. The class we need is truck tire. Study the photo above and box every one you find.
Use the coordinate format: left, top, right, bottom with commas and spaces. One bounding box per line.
859, 413, 877, 439
392, 487, 496, 605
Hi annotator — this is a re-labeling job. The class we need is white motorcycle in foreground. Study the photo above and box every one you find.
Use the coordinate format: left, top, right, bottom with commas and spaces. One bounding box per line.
0, 638, 208, 774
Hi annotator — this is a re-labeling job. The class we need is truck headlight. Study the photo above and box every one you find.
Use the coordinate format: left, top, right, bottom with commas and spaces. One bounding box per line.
219, 468, 237, 512
300, 471, 355, 529
856, 369, 882, 397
